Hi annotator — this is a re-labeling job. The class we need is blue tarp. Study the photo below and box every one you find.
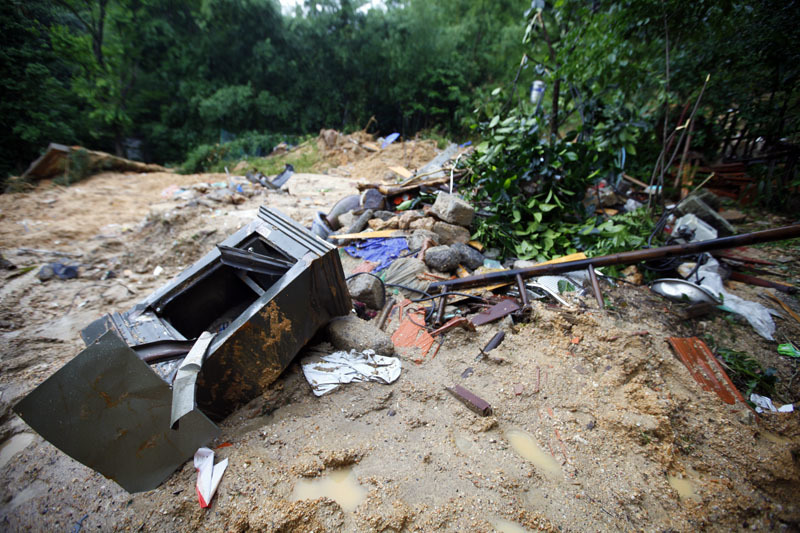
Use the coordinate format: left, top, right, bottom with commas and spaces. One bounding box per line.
344, 237, 409, 273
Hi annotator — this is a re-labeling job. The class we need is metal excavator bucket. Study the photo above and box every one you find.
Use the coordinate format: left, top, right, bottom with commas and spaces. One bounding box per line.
14, 207, 351, 493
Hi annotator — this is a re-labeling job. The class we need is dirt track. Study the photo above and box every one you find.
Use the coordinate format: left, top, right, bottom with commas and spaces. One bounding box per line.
0, 142, 799, 532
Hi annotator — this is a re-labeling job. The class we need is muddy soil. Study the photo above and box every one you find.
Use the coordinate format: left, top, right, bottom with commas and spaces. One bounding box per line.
0, 145, 798, 532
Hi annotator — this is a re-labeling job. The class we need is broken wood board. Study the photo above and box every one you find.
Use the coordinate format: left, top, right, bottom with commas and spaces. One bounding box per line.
388, 166, 412, 180
668, 337, 746, 405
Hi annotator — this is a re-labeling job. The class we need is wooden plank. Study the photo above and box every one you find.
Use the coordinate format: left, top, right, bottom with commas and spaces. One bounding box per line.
330, 230, 402, 240
388, 166, 412, 180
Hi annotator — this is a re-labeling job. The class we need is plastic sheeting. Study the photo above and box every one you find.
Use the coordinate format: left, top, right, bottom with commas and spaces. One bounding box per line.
301, 349, 402, 396
344, 237, 409, 273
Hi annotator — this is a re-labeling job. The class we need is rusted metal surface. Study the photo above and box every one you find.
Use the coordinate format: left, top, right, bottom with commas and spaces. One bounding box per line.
588, 265, 603, 309
430, 316, 474, 337
446, 385, 493, 416
668, 337, 746, 405
476, 331, 505, 360
14, 207, 351, 493
430, 224, 800, 293
470, 299, 520, 327
729, 271, 797, 294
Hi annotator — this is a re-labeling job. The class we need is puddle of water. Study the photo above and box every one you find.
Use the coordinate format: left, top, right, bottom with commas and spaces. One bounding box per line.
505, 429, 561, 480
291, 468, 367, 512
0, 433, 34, 469
760, 430, 791, 445
667, 474, 700, 502
491, 518, 531, 533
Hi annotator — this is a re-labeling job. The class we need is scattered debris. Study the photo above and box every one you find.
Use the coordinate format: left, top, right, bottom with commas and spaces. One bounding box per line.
301, 349, 402, 396
750, 394, 794, 414
668, 337, 746, 405
14, 207, 351, 492
475, 331, 505, 361
445, 384, 493, 416
471, 300, 520, 327
20, 143, 167, 181
194, 447, 228, 508
37, 263, 79, 281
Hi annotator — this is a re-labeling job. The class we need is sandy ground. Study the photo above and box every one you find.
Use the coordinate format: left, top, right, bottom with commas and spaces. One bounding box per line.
0, 144, 799, 532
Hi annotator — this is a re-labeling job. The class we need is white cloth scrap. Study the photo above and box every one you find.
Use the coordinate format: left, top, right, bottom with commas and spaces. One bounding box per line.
301, 349, 401, 396
194, 447, 228, 508
750, 393, 795, 414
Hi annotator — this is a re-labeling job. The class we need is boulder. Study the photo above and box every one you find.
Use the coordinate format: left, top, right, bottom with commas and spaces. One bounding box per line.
424, 245, 460, 272
325, 315, 394, 355
451, 242, 484, 270
433, 221, 470, 245
431, 192, 475, 226
406, 230, 440, 251
347, 274, 385, 309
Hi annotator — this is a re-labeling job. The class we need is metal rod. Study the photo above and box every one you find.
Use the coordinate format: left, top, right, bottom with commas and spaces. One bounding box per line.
376, 297, 396, 330
588, 265, 603, 308
429, 224, 800, 293
515, 273, 530, 308
436, 294, 448, 325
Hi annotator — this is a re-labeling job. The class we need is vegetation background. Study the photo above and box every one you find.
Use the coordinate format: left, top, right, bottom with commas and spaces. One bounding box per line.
1, 0, 798, 195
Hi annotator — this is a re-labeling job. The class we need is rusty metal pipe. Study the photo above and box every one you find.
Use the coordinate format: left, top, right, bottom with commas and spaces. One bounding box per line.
588, 265, 603, 309
429, 224, 800, 293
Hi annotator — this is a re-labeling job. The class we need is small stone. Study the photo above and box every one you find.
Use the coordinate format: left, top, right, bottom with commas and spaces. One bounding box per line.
325, 315, 394, 355
431, 192, 475, 226
230, 193, 246, 205
368, 217, 399, 230
338, 211, 360, 229
372, 210, 395, 221
406, 230, 440, 251
408, 217, 435, 232
719, 209, 746, 223
433, 221, 470, 245
513, 259, 537, 269
398, 210, 424, 230
424, 245, 460, 272
37, 265, 55, 281
450, 242, 484, 270
347, 274, 385, 309
102, 284, 131, 304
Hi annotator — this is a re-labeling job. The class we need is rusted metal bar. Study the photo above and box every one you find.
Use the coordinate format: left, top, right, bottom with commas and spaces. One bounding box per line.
729, 271, 796, 294
515, 273, 530, 308
588, 265, 603, 309
445, 385, 493, 416
375, 297, 396, 330
475, 331, 505, 361
429, 224, 800, 293
435, 293, 448, 325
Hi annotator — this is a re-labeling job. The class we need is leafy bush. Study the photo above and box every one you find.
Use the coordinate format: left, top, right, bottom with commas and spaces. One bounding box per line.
180, 131, 294, 173
465, 94, 655, 261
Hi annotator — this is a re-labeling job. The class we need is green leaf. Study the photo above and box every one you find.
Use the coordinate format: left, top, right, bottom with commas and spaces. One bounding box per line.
489, 115, 500, 128
538, 203, 556, 212
534, 212, 542, 223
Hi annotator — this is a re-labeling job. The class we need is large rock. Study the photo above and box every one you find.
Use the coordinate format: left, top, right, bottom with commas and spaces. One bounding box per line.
433, 221, 471, 245
676, 196, 736, 236
398, 210, 424, 229
347, 274, 385, 309
325, 315, 394, 355
408, 217, 436, 232
406, 230, 440, 251
451, 242, 484, 270
431, 192, 475, 226
424, 245, 460, 272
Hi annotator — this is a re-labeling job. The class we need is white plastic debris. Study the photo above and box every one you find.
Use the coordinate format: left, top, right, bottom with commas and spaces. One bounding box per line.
750, 393, 795, 414
301, 349, 401, 396
152, 265, 163, 277
194, 447, 228, 508
674, 215, 776, 340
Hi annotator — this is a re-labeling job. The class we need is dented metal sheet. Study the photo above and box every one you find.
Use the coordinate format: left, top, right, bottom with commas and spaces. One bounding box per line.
13, 332, 219, 493
14, 207, 351, 492
668, 337, 746, 405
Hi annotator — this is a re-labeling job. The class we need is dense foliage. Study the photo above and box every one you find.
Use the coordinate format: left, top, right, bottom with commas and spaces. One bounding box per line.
1, 0, 798, 199
465, 0, 799, 259
0, 0, 529, 181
